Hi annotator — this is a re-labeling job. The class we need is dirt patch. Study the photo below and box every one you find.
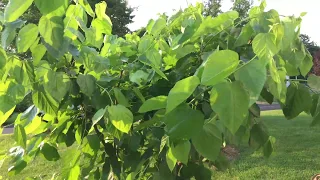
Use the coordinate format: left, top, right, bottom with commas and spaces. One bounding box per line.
222, 145, 240, 161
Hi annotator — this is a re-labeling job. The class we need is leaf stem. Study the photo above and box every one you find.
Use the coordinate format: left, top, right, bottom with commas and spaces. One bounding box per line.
96, 83, 114, 104
285, 79, 307, 82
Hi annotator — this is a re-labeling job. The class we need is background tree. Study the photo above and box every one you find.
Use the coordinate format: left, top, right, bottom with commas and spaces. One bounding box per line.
203, 0, 222, 17
88, 0, 135, 37
231, 0, 253, 19
300, 34, 320, 55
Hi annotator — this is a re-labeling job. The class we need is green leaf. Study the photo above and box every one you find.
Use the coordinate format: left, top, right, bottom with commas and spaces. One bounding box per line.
31, 44, 46, 66
146, 49, 161, 68
166, 148, 177, 172
150, 17, 166, 36
108, 105, 133, 133
38, 16, 64, 50
4, 0, 33, 22
201, 50, 239, 86
170, 140, 190, 164
113, 88, 130, 107
138, 35, 153, 53
41, 143, 60, 161
252, 33, 278, 58
234, 23, 254, 47
210, 81, 249, 134
235, 58, 268, 105
35, 0, 68, 17
83, 135, 100, 156
92, 108, 106, 127
138, 96, 167, 113
14, 124, 27, 148
250, 122, 269, 149
44, 70, 70, 102
77, 0, 95, 17
77, 74, 97, 97
308, 74, 320, 91
24, 116, 41, 134
164, 104, 204, 140
0, 106, 15, 127
129, 70, 150, 85
192, 122, 222, 161
32, 86, 59, 116
1, 19, 25, 48
133, 87, 145, 102
16, 24, 38, 53
68, 165, 81, 180
300, 53, 313, 77
282, 83, 312, 120
192, 11, 239, 40
166, 76, 200, 113
263, 136, 276, 157
91, 18, 112, 35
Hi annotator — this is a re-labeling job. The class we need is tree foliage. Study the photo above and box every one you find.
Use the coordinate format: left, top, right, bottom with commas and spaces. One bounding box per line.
203, 0, 222, 17
88, 0, 134, 37
0, 0, 319, 179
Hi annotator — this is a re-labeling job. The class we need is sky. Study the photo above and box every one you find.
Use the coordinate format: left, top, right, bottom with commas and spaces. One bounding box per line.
127, 0, 320, 44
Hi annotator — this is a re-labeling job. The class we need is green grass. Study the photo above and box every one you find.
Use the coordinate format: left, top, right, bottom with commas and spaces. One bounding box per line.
0, 135, 66, 180
213, 110, 320, 180
1, 110, 320, 179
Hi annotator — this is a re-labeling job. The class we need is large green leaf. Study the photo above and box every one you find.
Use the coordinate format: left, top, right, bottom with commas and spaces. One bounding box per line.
76, 74, 97, 97
113, 88, 130, 107
68, 165, 81, 180
170, 140, 190, 164
40, 143, 60, 161
24, 116, 41, 134
1, 19, 25, 49
300, 53, 313, 77
201, 50, 239, 86
150, 17, 166, 36
252, 33, 278, 58
16, 24, 38, 53
308, 74, 320, 91
32, 86, 59, 116
210, 81, 249, 134
0, 82, 25, 113
164, 104, 204, 140
92, 108, 106, 128
4, 0, 33, 22
192, 122, 222, 161
138, 96, 167, 113
76, 0, 95, 17
44, 70, 70, 102
166, 147, 177, 172
235, 58, 268, 106
166, 76, 200, 113
38, 16, 64, 50
234, 23, 254, 47
34, 0, 68, 17
108, 105, 133, 133
192, 11, 239, 40
14, 124, 27, 148
282, 83, 312, 120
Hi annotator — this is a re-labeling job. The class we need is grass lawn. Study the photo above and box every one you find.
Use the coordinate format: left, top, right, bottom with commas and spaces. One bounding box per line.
1, 110, 320, 179
213, 110, 320, 180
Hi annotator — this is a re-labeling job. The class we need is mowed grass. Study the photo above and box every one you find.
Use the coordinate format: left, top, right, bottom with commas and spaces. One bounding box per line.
213, 110, 320, 180
1, 110, 320, 179
0, 135, 66, 180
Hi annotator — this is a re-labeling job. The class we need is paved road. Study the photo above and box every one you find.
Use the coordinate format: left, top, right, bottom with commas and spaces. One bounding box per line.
2, 127, 13, 135
259, 104, 281, 111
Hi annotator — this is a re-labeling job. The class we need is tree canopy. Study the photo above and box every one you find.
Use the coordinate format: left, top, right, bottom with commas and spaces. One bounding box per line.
0, 0, 320, 179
